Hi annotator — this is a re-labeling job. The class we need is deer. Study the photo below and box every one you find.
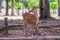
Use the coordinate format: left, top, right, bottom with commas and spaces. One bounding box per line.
22, 7, 39, 36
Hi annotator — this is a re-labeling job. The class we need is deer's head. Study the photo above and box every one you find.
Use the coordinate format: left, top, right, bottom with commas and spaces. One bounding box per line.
32, 7, 37, 13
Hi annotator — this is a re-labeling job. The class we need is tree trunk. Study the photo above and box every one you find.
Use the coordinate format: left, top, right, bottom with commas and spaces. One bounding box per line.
39, 0, 45, 19
6, 0, 8, 15
44, 0, 50, 18
18, 2, 19, 15
4, 0, 8, 35
17, 9, 19, 15
11, 0, 14, 16
39, 0, 53, 20
0, 0, 2, 13
58, 0, 60, 16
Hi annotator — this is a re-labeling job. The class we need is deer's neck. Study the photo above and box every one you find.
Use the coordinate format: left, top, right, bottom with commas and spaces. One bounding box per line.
34, 12, 37, 16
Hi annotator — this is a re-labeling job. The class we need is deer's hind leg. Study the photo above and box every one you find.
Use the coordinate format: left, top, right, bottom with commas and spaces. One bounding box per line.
32, 23, 38, 36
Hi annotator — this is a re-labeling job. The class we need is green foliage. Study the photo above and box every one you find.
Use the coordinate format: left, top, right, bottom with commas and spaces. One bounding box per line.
26, 0, 39, 9
14, 2, 22, 9
8, 0, 23, 9
8, 0, 39, 9
1, 0, 59, 10
50, 2, 58, 9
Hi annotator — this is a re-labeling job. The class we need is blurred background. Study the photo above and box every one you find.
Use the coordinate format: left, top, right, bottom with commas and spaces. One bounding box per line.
0, 0, 59, 19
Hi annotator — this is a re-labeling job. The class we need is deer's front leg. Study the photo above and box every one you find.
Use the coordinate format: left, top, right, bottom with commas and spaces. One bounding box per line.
31, 24, 36, 36
35, 23, 38, 36
23, 22, 27, 36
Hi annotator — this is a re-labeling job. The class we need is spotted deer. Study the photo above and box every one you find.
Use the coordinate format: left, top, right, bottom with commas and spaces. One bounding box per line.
23, 7, 39, 36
